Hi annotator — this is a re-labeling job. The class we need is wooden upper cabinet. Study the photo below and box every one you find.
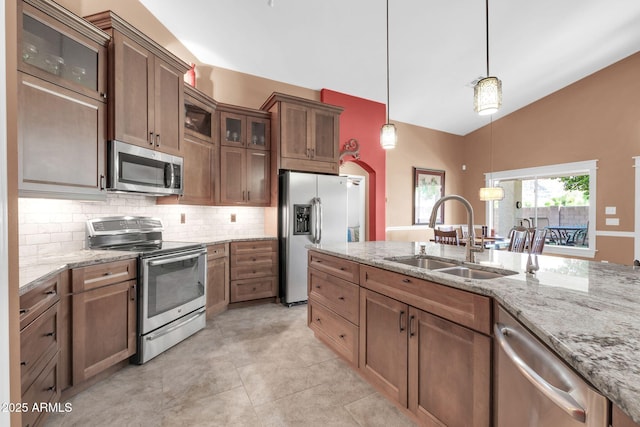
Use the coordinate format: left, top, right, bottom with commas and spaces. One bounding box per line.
261, 92, 343, 175
17, 0, 110, 200
157, 84, 218, 206
219, 103, 271, 151
85, 10, 189, 157
246, 149, 270, 205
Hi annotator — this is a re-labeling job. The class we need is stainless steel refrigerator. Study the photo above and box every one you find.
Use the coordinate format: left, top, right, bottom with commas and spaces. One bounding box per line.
279, 170, 348, 305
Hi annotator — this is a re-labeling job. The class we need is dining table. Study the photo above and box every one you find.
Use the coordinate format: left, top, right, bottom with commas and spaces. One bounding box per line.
545, 225, 588, 246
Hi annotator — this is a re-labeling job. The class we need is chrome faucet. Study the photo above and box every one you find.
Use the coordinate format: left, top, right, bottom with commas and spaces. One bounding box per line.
428, 195, 484, 263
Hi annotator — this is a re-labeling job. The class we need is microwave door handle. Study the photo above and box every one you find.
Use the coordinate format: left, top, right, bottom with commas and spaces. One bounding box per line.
168, 164, 176, 189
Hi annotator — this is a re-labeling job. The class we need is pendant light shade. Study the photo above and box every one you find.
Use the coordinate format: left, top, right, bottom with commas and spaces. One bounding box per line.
474, 0, 501, 115
474, 76, 502, 115
380, 0, 396, 149
479, 186, 504, 201
380, 123, 397, 149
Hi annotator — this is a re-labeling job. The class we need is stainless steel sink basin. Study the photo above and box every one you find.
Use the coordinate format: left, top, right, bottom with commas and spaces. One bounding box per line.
385, 257, 458, 270
436, 266, 518, 280
385, 256, 518, 280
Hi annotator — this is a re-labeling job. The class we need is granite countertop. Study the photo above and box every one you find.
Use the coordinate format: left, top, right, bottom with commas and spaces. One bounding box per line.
307, 240, 640, 423
19, 235, 277, 293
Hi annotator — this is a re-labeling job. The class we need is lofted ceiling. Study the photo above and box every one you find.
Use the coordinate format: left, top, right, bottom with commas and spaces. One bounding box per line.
140, 0, 640, 136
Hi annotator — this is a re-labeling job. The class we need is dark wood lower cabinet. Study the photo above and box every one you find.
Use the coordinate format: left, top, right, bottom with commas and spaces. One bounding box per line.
359, 289, 408, 406
409, 308, 490, 427
358, 288, 490, 427
206, 243, 229, 317
72, 279, 136, 383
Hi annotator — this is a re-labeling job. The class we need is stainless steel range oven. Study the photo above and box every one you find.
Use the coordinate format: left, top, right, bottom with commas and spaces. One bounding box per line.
87, 216, 206, 364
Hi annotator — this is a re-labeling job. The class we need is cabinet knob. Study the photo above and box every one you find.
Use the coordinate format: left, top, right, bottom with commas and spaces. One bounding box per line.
103, 271, 113, 276
19, 308, 28, 315
338, 296, 344, 300
338, 334, 345, 339
402, 278, 411, 283
45, 332, 55, 337
316, 317, 321, 323
100, 92, 107, 100
21, 361, 27, 366
46, 386, 56, 392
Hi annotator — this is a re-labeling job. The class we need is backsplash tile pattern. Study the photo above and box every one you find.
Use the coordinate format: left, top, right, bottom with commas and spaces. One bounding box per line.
19, 194, 266, 266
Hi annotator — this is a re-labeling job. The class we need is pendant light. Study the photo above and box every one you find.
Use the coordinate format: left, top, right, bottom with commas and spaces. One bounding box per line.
380, 0, 397, 149
479, 116, 504, 201
474, 0, 502, 115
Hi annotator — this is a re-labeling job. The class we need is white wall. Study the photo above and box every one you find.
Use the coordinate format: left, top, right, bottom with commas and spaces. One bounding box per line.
19, 195, 266, 266
1, 0, 12, 423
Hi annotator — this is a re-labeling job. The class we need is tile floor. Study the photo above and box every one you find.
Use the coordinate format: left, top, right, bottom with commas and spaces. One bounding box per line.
46, 303, 416, 426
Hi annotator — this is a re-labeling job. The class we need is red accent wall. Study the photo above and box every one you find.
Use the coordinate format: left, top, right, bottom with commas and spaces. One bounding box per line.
321, 89, 386, 241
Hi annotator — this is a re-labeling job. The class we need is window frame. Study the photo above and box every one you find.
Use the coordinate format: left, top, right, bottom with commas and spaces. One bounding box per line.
484, 160, 597, 258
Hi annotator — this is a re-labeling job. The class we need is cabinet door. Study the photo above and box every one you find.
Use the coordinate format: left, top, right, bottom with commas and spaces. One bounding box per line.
247, 116, 270, 150
206, 255, 229, 317
181, 135, 215, 205
153, 58, 183, 156
220, 111, 246, 148
18, 72, 106, 199
112, 32, 153, 148
408, 308, 490, 427
359, 289, 408, 406
246, 149, 270, 205
72, 280, 136, 383
311, 108, 339, 163
220, 146, 247, 204
280, 102, 311, 160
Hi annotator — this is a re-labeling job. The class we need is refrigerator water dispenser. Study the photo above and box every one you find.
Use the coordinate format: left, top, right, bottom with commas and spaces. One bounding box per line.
293, 204, 311, 235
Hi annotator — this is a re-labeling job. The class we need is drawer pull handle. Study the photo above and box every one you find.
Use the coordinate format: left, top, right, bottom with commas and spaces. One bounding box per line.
402, 278, 411, 283
252, 258, 256, 261
339, 267, 345, 270
46, 386, 55, 392
316, 317, 321, 323
45, 332, 55, 337
339, 334, 345, 339
45, 290, 56, 295
399, 311, 406, 332
20, 308, 29, 315
21, 361, 27, 366
409, 315, 416, 337
104, 271, 113, 276
338, 296, 345, 300
252, 287, 257, 291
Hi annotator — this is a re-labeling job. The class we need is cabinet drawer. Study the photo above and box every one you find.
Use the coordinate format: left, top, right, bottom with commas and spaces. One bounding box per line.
207, 243, 228, 260
308, 251, 359, 284
20, 303, 58, 392
20, 274, 60, 330
21, 351, 59, 427
308, 267, 359, 325
230, 264, 277, 281
72, 258, 137, 292
360, 265, 491, 335
308, 301, 358, 365
231, 252, 277, 268
230, 240, 277, 255
230, 277, 277, 302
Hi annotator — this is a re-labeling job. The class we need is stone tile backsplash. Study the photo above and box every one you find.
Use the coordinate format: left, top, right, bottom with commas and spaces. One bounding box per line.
19, 194, 266, 266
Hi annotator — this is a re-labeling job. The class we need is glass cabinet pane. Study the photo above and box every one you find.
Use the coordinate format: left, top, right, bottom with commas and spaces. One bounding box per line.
250, 121, 266, 147
185, 102, 212, 138
22, 14, 98, 91
224, 117, 243, 143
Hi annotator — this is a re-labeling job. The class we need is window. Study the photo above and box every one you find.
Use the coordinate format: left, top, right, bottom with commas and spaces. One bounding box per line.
485, 160, 597, 258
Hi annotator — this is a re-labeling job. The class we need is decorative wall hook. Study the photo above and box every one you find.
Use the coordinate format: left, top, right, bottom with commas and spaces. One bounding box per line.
339, 138, 360, 165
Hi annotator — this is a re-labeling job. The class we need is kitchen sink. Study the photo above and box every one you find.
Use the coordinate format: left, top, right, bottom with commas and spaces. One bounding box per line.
385, 256, 518, 280
385, 256, 458, 270
436, 266, 518, 280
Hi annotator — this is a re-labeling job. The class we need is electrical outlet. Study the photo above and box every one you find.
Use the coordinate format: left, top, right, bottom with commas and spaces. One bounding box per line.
180, 213, 186, 224
230, 213, 237, 223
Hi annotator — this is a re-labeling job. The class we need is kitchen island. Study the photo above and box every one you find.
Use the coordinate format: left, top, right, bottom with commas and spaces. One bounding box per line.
308, 240, 640, 424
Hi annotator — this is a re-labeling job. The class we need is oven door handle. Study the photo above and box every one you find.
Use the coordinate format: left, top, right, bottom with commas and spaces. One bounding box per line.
145, 308, 205, 341
147, 250, 205, 267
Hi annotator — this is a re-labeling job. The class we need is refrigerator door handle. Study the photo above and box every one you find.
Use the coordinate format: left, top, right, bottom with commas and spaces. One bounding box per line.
317, 197, 323, 244
311, 197, 319, 243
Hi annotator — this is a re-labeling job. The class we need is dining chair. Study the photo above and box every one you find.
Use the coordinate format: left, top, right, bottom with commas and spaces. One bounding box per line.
507, 226, 529, 252
529, 228, 547, 254
434, 229, 460, 246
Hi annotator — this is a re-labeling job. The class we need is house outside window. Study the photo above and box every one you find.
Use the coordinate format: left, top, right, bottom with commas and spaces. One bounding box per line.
485, 160, 597, 258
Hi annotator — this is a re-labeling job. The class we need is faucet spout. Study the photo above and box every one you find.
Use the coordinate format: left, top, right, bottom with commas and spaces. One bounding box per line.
429, 195, 484, 263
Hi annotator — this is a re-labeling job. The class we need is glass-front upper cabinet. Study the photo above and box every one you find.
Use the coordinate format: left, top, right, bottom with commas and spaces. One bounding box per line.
19, 1, 109, 101
248, 117, 270, 151
220, 111, 246, 148
184, 84, 216, 144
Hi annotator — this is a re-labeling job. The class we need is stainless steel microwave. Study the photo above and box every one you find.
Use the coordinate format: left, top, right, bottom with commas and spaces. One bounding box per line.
108, 140, 183, 196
